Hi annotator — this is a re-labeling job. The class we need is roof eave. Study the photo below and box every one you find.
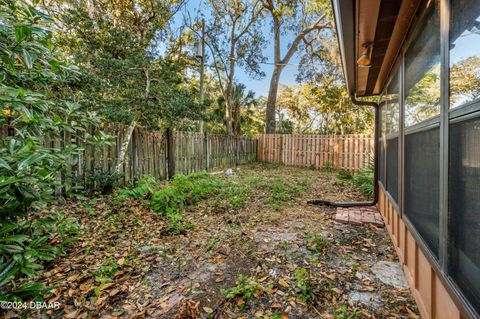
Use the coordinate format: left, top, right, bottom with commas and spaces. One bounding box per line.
332, 0, 356, 97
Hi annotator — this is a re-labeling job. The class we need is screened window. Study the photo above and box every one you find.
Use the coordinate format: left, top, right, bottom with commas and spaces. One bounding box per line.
449, 0, 480, 108
385, 72, 399, 202
386, 137, 398, 201
404, 127, 440, 257
385, 75, 400, 134
379, 138, 386, 186
404, 0, 440, 127
449, 115, 480, 310
379, 95, 387, 186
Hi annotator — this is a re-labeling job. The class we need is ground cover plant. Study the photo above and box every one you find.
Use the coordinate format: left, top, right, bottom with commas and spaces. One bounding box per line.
2, 164, 419, 318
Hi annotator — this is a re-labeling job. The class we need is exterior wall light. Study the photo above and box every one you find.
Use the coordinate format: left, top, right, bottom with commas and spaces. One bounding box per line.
357, 42, 374, 67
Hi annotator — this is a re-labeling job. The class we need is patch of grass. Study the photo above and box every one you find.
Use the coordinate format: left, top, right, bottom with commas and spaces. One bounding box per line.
217, 181, 249, 209
265, 176, 310, 210
243, 175, 269, 189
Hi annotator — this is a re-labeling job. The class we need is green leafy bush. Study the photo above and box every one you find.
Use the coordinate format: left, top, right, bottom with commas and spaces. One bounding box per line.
121, 175, 157, 199
0, 213, 79, 301
0, 1, 99, 301
335, 164, 374, 198
336, 169, 353, 181
353, 164, 374, 197
72, 164, 123, 196
151, 187, 186, 215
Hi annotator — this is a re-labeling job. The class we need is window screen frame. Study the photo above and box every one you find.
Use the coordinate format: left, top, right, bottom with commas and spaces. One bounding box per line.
376, 0, 480, 316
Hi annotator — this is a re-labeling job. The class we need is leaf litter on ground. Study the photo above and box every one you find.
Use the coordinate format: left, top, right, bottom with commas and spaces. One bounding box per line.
16, 163, 419, 319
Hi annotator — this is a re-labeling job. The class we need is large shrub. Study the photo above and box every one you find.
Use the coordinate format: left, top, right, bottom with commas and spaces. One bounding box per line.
0, 0, 101, 300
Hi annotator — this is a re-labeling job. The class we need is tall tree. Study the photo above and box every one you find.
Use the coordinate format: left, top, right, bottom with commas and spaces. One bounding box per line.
197, 0, 265, 135
217, 83, 259, 135
50, 0, 198, 172
261, 0, 331, 133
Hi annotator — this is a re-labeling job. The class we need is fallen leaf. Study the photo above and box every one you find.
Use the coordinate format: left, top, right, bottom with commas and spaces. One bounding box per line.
109, 289, 120, 296
79, 283, 91, 292
278, 278, 290, 288
320, 272, 336, 281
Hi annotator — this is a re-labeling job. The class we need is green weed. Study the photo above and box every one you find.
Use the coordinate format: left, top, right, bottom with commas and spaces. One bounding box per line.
333, 305, 359, 319
150, 173, 220, 233
221, 275, 260, 308
91, 258, 122, 302
306, 234, 330, 254
294, 268, 312, 301
121, 175, 157, 199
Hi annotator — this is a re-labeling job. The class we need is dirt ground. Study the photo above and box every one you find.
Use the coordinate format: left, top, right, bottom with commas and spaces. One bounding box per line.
18, 163, 419, 319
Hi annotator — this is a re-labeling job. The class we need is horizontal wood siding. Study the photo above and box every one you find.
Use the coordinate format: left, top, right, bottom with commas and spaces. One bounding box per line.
378, 188, 465, 319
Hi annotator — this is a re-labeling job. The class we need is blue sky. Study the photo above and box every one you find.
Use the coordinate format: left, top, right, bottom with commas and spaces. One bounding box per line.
171, 0, 303, 98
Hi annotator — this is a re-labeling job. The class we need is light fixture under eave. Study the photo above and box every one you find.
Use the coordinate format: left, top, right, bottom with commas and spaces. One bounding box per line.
357, 42, 374, 67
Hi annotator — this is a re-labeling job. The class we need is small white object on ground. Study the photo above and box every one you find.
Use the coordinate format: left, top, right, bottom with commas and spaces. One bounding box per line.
226, 168, 233, 176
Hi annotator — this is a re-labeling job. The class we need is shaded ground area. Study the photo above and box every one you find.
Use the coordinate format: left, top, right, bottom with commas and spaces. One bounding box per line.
22, 164, 419, 318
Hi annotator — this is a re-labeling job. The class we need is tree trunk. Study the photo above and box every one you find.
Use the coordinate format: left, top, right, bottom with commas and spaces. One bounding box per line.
232, 104, 241, 136
115, 120, 136, 174
225, 109, 233, 136
265, 67, 282, 133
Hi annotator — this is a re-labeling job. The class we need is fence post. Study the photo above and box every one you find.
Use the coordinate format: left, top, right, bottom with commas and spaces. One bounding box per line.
204, 132, 209, 171
235, 137, 239, 166
279, 134, 284, 164
333, 135, 340, 169
166, 128, 175, 179
131, 128, 138, 180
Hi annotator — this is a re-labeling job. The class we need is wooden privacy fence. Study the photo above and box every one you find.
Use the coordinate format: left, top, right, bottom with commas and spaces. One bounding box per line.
171, 131, 258, 176
1, 125, 258, 185
85, 128, 257, 183
258, 134, 374, 171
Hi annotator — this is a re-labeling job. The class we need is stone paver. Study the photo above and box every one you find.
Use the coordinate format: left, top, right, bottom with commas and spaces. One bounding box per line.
335, 206, 384, 227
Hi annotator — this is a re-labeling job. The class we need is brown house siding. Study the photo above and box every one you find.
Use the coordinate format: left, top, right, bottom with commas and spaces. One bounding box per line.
377, 187, 464, 319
